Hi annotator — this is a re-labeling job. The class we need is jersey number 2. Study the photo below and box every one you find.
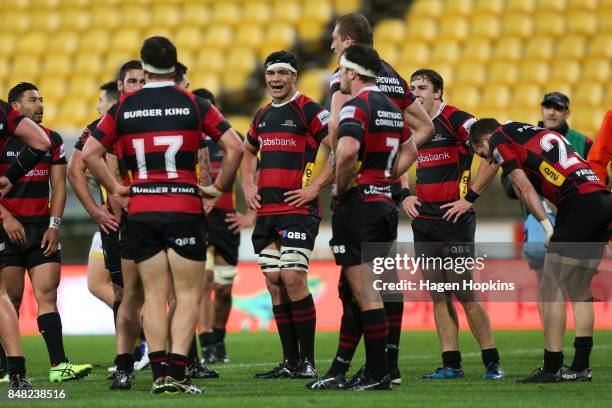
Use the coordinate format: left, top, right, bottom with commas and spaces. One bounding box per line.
132, 135, 183, 179
539, 133, 580, 169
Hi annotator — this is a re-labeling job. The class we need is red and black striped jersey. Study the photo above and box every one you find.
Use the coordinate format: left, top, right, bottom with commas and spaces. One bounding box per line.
246, 92, 329, 216
93, 81, 231, 222
415, 104, 477, 218
489, 122, 609, 206
0, 100, 25, 151
0, 126, 66, 223
74, 118, 100, 152
337, 86, 411, 204
330, 60, 416, 111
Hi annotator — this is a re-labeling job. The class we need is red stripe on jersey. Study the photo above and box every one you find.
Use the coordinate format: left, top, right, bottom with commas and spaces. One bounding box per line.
128, 194, 201, 217
215, 192, 234, 211
416, 180, 461, 203
131, 169, 197, 185
1, 197, 49, 218
258, 168, 303, 190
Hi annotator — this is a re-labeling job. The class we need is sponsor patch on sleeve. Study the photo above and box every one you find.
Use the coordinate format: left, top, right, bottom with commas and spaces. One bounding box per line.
339, 106, 356, 121
317, 110, 330, 126
463, 117, 477, 133
492, 147, 504, 165
59, 144, 66, 159
330, 71, 340, 87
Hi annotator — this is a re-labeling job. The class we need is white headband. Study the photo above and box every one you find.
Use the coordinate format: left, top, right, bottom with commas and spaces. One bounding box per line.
340, 55, 376, 78
142, 61, 176, 75
265, 62, 297, 74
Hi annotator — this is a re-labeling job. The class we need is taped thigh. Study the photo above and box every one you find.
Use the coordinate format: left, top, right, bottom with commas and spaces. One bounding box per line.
279, 246, 312, 272
258, 248, 280, 273
213, 265, 238, 285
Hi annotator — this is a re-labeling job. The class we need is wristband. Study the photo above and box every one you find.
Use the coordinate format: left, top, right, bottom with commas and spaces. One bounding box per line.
49, 216, 61, 230
464, 189, 480, 203
201, 182, 223, 197
540, 218, 554, 236
4, 146, 47, 185
399, 187, 411, 202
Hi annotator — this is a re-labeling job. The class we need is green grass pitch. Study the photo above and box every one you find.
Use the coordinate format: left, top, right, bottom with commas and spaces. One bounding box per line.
3, 330, 612, 407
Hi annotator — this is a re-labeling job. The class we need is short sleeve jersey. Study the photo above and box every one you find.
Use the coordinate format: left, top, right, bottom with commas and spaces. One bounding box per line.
93, 82, 231, 222
0, 100, 25, 152
246, 92, 329, 217
489, 122, 609, 206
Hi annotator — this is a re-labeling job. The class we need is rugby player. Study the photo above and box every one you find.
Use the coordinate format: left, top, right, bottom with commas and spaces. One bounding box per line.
193, 88, 255, 364
309, 12, 433, 388
469, 119, 612, 383
328, 44, 416, 390
0, 98, 51, 389
1, 82, 92, 383
404, 69, 502, 380
241, 51, 331, 379
83, 36, 243, 394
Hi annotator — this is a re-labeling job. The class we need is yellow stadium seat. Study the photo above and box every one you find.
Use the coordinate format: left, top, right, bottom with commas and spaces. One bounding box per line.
68, 78, 101, 97
550, 60, 581, 83
235, 24, 265, 48
242, 2, 270, 23
194, 49, 226, 73
110, 28, 141, 53
438, 16, 470, 40
502, 14, 533, 38
303, 0, 333, 23
3, 11, 31, 32
221, 71, 250, 93
518, 61, 550, 85
542, 84, 573, 101
431, 40, 460, 64
470, 15, 501, 39
90, 7, 122, 30
273, 2, 302, 24
143, 28, 173, 40
297, 21, 326, 43
488, 62, 519, 85
450, 86, 480, 111
599, 13, 612, 33
524, 36, 554, 60
225, 115, 252, 136
298, 69, 327, 101
574, 83, 604, 107
177, 51, 195, 72
182, 3, 211, 26
41, 101, 59, 129
102, 52, 133, 79
406, 17, 438, 42
4, 0, 30, 10
492, 37, 523, 61
505, 0, 535, 13
59, 9, 91, 31
566, 0, 598, 11
399, 41, 430, 65
398, 64, 421, 82
376, 44, 400, 66
31, 0, 60, 7
175, 27, 205, 52
455, 63, 486, 86
582, 58, 611, 82
48, 31, 79, 55
56, 100, 89, 129
74, 52, 103, 76
506, 108, 539, 125
264, 24, 296, 49
0, 33, 17, 58
190, 72, 221, 95
120, 5, 151, 29
588, 34, 612, 58
333, 0, 362, 15
462, 39, 492, 61
16, 32, 47, 57
566, 11, 597, 35
446, 0, 473, 16
151, 4, 182, 28
557, 35, 586, 59
473, 0, 504, 14
408, 0, 444, 18
570, 107, 605, 136
533, 13, 565, 36
39, 78, 67, 100
31, 10, 61, 31
601, 0, 612, 9
212, 3, 241, 25
538, 0, 567, 11
43, 54, 72, 77
11, 55, 41, 78
481, 85, 511, 109
604, 85, 612, 108
429, 63, 454, 82
226, 48, 257, 74
374, 19, 407, 45
202, 25, 234, 49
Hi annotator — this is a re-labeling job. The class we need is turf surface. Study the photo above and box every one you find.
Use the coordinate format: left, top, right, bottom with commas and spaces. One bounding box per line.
3, 330, 612, 407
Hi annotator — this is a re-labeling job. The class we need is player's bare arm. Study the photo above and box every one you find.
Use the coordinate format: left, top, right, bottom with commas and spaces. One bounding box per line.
404, 100, 434, 148
200, 128, 243, 198
334, 136, 360, 196
329, 92, 353, 153
507, 168, 553, 242
240, 140, 260, 211
0, 203, 26, 246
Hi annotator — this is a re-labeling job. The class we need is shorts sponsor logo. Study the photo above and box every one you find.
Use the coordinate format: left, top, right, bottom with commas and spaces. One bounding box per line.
173, 237, 197, 247
279, 230, 307, 240
539, 162, 566, 186
331, 245, 346, 254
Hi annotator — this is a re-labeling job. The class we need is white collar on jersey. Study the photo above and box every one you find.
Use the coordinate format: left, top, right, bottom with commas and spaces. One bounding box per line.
142, 81, 175, 89
432, 103, 446, 120
271, 91, 301, 107
355, 85, 381, 97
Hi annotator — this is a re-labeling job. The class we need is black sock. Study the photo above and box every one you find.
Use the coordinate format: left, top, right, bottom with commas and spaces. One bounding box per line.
361, 308, 389, 380
544, 349, 564, 373
6, 356, 26, 376
571, 336, 593, 371
199, 332, 213, 349
37, 312, 66, 366
383, 301, 403, 369
481, 348, 500, 367
114, 353, 134, 373
188, 334, 199, 363
212, 327, 226, 344
272, 303, 299, 365
442, 351, 462, 370
167, 353, 188, 381
0, 344, 6, 371
148, 351, 167, 381
290, 294, 317, 363
112, 301, 121, 326
329, 299, 361, 376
